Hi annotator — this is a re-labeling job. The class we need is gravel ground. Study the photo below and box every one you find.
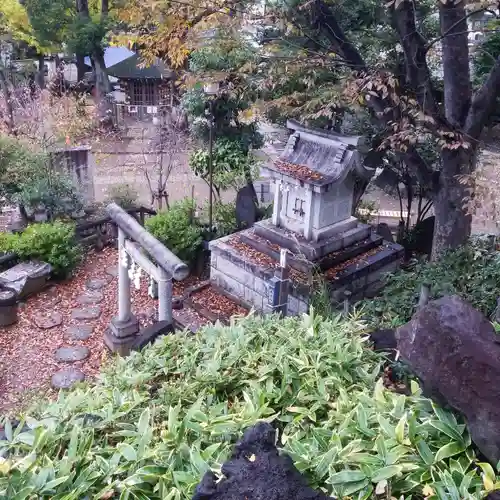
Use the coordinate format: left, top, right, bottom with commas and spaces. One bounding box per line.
0, 247, 203, 414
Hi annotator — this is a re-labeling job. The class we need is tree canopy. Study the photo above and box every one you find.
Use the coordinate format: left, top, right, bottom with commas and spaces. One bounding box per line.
122, 0, 500, 257
3, 0, 500, 255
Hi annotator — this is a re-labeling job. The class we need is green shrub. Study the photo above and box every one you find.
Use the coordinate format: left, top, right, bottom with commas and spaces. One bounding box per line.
0, 222, 82, 277
0, 136, 83, 217
1, 312, 498, 498
362, 237, 500, 328
145, 198, 203, 264
14, 172, 83, 218
106, 183, 139, 208
203, 200, 238, 237
355, 199, 377, 224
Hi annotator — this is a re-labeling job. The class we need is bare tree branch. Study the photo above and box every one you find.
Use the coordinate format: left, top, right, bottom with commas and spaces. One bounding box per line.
465, 55, 500, 139
310, 0, 367, 70
425, 7, 493, 53
307, 0, 435, 187
388, 0, 439, 119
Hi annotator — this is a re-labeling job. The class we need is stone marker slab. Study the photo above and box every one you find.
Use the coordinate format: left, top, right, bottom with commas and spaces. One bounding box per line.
76, 290, 103, 305
86, 278, 109, 291
33, 311, 63, 329
56, 346, 90, 362
71, 306, 101, 320
235, 184, 257, 230
51, 368, 85, 389
64, 324, 93, 341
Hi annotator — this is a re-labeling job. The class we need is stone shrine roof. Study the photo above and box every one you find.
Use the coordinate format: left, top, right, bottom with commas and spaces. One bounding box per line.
263, 120, 373, 188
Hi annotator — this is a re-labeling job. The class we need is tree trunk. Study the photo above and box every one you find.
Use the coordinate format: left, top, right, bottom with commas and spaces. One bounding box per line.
76, 0, 113, 124
76, 53, 86, 81
0, 67, 14, 134
36, 54, 45, 89
432, 149, 474, 259
93, 50, 113, 125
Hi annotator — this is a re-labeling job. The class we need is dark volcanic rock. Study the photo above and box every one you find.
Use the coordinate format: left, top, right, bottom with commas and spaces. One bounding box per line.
409, 216, 435, 256
396, 295, 500, 464
376, 223, 394, 243
192, 422, 332, 500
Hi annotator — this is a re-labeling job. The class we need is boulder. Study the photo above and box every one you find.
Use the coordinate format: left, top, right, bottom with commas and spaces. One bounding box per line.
396, 295, 500, 464
192, 422, 331, 500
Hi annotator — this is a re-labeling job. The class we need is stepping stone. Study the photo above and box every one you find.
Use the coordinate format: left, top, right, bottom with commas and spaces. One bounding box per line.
56, 346, 90, 362
33, 311, 63, 329
71, 306, 101, 320
86, 278, 109, 291
64, 324, 93, 341
105, 266, 118, 278
76, 290, 103, 305
51, 368, 85, 389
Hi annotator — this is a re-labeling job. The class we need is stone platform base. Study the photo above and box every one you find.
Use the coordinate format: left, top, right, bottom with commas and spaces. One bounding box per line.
254, 218, 371, 260
104, 316, 173, 355
209, 227, 404, 316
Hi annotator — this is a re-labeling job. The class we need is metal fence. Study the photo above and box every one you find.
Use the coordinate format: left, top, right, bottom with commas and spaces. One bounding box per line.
111, 103, 171, 129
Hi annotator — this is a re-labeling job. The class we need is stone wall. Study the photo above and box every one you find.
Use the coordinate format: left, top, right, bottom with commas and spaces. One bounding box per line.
210, 237, 309, 316
210, 231, 404, 317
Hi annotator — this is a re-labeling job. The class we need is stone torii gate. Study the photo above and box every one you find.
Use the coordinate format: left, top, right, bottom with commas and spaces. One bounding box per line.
105, 203, 189, 355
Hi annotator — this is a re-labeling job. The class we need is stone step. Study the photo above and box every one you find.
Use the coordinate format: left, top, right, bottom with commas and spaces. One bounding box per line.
64, 324, 93, 341
56, 346, 90, 362
71, 306, 101, 321
318, 233, 384, 271
76, 290, 104, 305
51, 368, 85, 389
254, 219, 371, 260
33, 311, 62, 329
105, 266, 118, 278
86, 278, 110, 291
238, 230, 313, 275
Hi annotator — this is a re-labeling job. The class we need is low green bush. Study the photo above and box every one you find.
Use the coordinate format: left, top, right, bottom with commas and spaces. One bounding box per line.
0, 222, 82, 277
145, 198, 203, 265
201, 200, 238, 237
362, 237, 500, 328
106, 183, 139, 208
2, 313, 498, 498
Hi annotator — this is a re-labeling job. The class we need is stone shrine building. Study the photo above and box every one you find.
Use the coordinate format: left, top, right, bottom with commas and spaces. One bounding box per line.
209, 120, 404, 315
